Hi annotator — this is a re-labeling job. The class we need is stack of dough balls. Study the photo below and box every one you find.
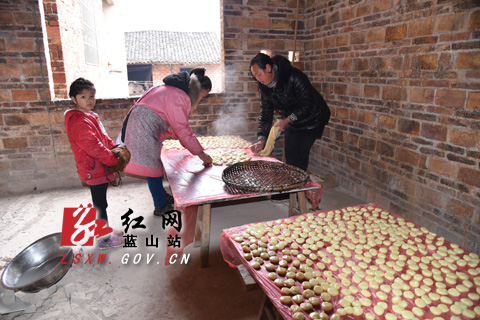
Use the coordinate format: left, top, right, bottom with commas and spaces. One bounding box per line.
163, 135, 251, 150
209, 149, 251, 166
231, 205, 480, 320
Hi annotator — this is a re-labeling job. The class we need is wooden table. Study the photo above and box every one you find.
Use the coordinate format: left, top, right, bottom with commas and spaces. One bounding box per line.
161, 149, 320, 267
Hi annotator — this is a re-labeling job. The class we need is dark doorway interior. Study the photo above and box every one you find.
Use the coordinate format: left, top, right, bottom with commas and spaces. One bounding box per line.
127, 64, 153, 96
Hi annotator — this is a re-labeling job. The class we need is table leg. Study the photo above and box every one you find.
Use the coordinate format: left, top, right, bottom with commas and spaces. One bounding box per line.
288, 191, 307, 217
257, 294, 281, 320
201, 203, 212, 268
194, 206, 203, 248
288, 193, 296, 217
297, 191, 307, 214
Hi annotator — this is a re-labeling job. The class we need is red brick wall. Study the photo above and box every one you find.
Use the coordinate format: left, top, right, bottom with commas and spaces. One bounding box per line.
152, 63, 223, 92
43, 0, 67, 97
220, 0, 303, 158
1, 0, 479, 253
302, 0, 480, 252
0, 0, 55, 191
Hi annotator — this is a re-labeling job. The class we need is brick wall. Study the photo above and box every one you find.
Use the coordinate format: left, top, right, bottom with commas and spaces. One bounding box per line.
0, 0, 253, 194
221, 0, 304, 158
1, 0, 479, 254
303, 0, 480, 253
43, 0, 67, 98
0, 0, 60, 192
152, 63, 224, 92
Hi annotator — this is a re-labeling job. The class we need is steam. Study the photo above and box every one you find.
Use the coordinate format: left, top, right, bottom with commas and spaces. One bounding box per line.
212, 104, 248, 136
210, 57, 257, 137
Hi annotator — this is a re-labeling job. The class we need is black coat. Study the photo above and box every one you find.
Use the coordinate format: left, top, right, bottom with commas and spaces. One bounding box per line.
256, 55, 330, 140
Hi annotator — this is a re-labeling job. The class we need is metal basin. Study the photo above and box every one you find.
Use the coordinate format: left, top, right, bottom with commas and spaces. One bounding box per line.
1, 233, 73, 293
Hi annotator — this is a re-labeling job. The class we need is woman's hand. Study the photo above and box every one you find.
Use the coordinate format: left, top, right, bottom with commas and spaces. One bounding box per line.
274, 118, 291, 131
250, 140, 266, 154
198, 151, 213, 166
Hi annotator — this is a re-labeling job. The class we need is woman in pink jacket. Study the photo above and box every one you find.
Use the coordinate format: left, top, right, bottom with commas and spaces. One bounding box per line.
122, 68, 213, 217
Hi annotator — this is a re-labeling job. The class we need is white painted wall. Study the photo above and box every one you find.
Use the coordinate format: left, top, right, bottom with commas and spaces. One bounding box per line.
96, 0, 130, 98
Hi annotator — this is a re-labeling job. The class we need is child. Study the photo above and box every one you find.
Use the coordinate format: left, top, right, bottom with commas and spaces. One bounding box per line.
65, 78, 123, 249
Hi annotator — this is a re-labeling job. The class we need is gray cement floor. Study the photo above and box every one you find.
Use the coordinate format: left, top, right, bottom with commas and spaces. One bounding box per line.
0, 176, 365, 320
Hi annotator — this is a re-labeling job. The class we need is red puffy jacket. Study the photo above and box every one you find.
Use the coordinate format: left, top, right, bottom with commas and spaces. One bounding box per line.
64, 109, 118, 185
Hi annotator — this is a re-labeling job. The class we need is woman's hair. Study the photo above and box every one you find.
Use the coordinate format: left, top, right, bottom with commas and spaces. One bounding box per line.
250, 53, 273, 70
69, 78, 95, 97
190, 68, 212, 91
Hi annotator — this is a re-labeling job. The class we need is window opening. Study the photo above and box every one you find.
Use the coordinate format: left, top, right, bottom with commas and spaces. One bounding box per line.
127, 65, 153, 96
81, 0, 99, 65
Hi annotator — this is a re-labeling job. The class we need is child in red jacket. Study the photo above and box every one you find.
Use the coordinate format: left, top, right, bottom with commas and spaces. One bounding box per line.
65, 78, 123, 249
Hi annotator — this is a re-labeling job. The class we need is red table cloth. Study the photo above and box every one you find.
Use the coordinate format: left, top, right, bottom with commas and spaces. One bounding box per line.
220, 203, 480, 320
161, 148, 322, 265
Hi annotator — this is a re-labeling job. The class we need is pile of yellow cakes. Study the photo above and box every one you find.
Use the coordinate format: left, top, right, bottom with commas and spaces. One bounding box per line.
163, 135, 252, 166
231, 205, 480, 320
163, 135, 251, 150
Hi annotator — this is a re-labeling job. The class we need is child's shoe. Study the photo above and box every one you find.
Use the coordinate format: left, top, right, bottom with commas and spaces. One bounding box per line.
112, 229, 124, 237
98, 234, 124, 250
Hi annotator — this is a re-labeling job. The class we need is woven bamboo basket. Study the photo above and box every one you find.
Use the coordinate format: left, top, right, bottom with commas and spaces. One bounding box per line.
222, 160, 309, 192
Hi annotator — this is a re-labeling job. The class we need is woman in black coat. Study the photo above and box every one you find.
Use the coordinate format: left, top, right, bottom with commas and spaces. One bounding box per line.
250, 53, 331, 185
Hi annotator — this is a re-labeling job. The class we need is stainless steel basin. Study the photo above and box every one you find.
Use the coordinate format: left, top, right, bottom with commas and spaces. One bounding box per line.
1, 233, 73, 293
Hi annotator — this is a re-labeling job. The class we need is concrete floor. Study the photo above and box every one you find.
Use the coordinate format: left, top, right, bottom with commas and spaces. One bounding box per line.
0, 176, 365, 320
